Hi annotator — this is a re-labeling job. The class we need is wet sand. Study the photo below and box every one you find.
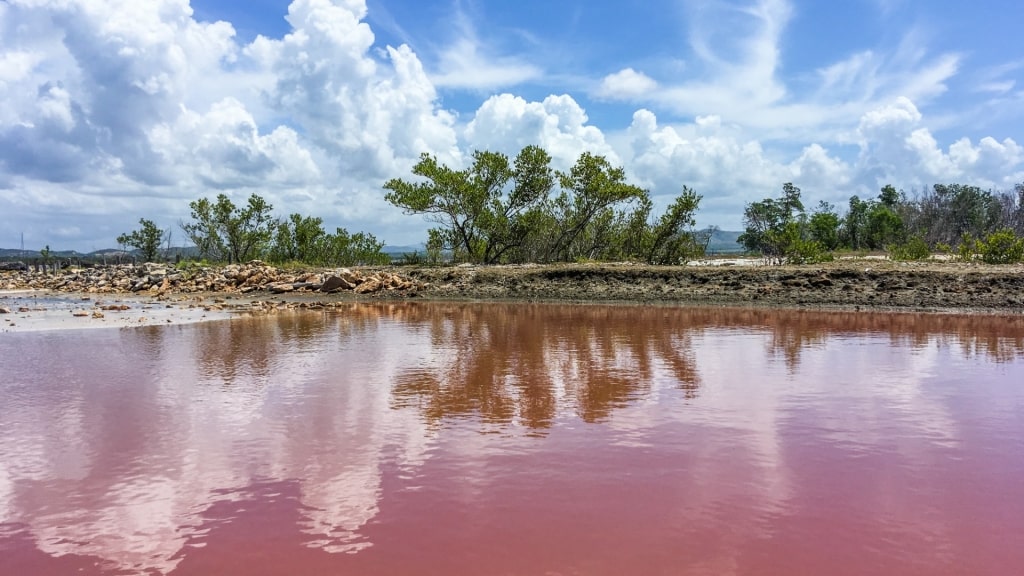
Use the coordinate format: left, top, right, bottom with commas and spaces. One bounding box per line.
0, 292, 233, 333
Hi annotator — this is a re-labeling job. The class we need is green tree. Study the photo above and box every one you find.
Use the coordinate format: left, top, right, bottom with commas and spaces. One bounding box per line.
738, 184, 803, 263
321, 228, 390, 265
117, 218, 166, 262
808, 201, 841, 251
938, 184, 1001, 241
838, 186, 905, 251
867, 204, 903, 249
543, 152, 648, 262
841, 195, 871, 250
639, 187, 705, 264
269, 213, 327, 263
40, 244, 53, 270
739, 183, 828, 264
182, 193, 275, 263
878, 184, 900, 209
383, 146, 554, 264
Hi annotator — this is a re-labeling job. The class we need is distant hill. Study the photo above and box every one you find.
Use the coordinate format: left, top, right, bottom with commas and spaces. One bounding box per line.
0, 248, 90, 259
0, 246, 199, 263
382, 244, 427, 257
704, 229, 744, 253
1, 233, 744, 263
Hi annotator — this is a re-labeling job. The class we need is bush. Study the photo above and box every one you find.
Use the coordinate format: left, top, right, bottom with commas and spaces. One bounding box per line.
977, 229, 1024, 264
888, 235, 931, 261
785, 238, 833, 264
956, 233, 976, 262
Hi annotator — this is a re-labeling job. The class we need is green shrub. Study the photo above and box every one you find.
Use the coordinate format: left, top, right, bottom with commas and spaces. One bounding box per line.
784, 236, 833, 264
977, 229, 1024, 264
888, 235, 931, 261
956, 233, 977, 262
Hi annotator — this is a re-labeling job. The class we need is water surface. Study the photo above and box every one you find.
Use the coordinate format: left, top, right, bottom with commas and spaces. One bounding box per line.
1, 303, 1022, 575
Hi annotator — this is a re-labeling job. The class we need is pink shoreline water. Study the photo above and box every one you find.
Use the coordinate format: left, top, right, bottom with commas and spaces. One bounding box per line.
1, 304, 1023, 575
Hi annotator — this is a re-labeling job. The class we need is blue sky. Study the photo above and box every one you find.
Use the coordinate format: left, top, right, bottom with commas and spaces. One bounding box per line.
1, 0, 1022, 250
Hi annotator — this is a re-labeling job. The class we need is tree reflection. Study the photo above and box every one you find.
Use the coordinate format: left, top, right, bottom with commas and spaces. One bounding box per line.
385, 303, 702, 432
379, 303, 1024, 430
684, 307, 1024, 369
187, 303, 1024, 431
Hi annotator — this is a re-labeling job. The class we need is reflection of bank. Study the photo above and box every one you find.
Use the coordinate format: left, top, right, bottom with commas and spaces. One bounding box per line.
0, 314, 435, 573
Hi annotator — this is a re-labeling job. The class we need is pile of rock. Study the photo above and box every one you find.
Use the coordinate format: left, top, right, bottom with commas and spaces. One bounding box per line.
0, 261, 423, 296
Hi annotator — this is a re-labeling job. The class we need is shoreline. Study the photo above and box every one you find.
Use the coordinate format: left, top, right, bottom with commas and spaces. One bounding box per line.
3, 259, 1023, 332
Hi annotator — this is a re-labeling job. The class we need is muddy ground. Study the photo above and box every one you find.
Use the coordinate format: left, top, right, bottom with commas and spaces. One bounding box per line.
396, 259, 1024, 314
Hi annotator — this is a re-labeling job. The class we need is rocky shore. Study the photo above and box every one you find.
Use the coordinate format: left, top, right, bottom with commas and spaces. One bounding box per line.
2, 258, 1023, 317
0, 261, 423, 297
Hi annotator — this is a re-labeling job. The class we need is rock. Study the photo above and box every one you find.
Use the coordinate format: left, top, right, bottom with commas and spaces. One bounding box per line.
92, 311, 104, 319
0, 262, 423, 298
0, 307, 10, 314
354, 277, 382, 294
269, 282, 295, 294
159, 277, 171, 292
320, 275, 353, 292
337, 268, 361, 285
72, 310, 89, 317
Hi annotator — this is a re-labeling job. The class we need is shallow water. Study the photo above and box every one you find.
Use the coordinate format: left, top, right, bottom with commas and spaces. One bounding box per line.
1, 303, 1023, 575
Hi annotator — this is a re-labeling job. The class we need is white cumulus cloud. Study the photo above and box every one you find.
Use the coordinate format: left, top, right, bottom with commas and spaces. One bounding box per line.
465, 94, 617, 169
597, 68, 659, 100
0, 0, 1021, 249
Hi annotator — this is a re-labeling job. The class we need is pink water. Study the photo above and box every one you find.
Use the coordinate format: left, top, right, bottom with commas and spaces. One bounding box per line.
1, 303, 1023, 575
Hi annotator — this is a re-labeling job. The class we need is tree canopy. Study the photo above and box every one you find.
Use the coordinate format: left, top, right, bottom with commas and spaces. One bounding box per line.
182, 193, 275, 263
117, 218, 166, 262
385, 146, 706, 264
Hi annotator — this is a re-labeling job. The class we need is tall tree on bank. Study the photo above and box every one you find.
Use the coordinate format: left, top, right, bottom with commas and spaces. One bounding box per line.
542, 152, 649, 262
384, 145, 555, 264
807, 201, 841, 251
385, 146, 705, 265
738, 182, 805, 263
269, 213, 328, 263
268, 214, 389, 266
636, 187, 705, 265
739, 183, 832, 264
117, 218, 167, 262
182, 193, 275, 263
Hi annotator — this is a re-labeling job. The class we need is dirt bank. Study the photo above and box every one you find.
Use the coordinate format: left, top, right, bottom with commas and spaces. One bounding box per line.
401, 259, 1024, 314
